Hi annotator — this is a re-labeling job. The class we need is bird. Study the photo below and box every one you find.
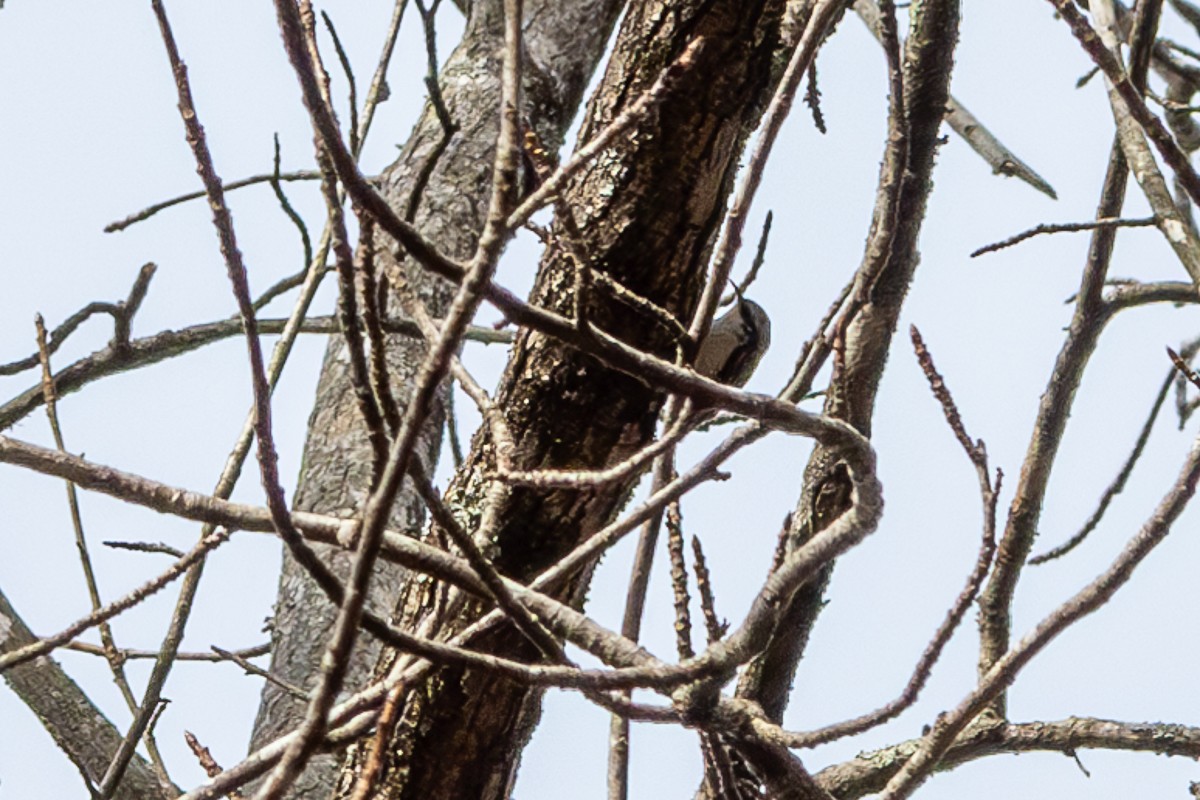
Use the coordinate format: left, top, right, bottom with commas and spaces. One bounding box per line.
694, 291, 771, 387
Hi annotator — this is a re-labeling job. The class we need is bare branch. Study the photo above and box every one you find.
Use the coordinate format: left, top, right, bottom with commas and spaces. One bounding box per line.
34, 316, 173, 789
978, 0, 1165, 709
0, 527, 232, 674
1030, 367, 1174, 564
665, 499, 695, 661
346, 680, 407, 800
62, 640, 268, 663
319, 10, 359, 156
210, 647, 307, 701
970, 217, 1156, 258
815, 716, 1200, 799
104, 172, 321, 233
497, 409, 693, 488
102, 540, 186, 558
1048, 0, 1200, 208
854, 0, 1058, 199
0, 314, 509, 431
691, 537, 728, 644
268, 135, 313, 276
881, 417, 1200, 798
353, 0, 410, 157
0, 263, 155, 378
773, 329, 1000, 749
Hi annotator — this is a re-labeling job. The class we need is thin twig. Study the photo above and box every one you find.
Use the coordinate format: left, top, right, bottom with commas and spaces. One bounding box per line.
185, 730, 245, 800
880, 417, 1200, 798
318, 141, 390, 481
211, 647, 307, 700
910, 326, 984, 464
445, 378, 465, 467
96, 261, 147, 343
268, 135, 313, 276
64, 640, 268, 662
105, 171, 321, 233
2, 303, 116, 376
781, 275, 854, 403
392, 277, 513, 470
35, 316, 174, 789
103, 540, 186, 558
0, 315, 509, 431
728, 211, 773, 304
587, 266, 688, 341
854, 0, 1058, 199
354, 0, 410, 157
666, 499, 694, 660
347, 680, 407, 800
497, 410, 693, 488
691, 537, 727, 644
320, 10, 360, 156
405, 0, 459, 221
779, 329, 1001, 749
804, 61, 827, 133
1, 264, 155, 378
409, 463, 564, 660
971, 217, 1156, 258
356, 216, 402, 432
608, 445, 679, 800
0, 528, 232, 674
1030, 367, 1174, 564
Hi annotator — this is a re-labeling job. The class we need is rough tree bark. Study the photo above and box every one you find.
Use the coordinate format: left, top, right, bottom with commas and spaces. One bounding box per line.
248, 1, 624, 797
0, 587, 171, 800
332, 0, 795, 796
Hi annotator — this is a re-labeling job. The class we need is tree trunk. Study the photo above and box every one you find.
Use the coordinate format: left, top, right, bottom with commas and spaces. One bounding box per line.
248, 1, 624, 797
0, 587, 171, 800
336, 0, 792, 797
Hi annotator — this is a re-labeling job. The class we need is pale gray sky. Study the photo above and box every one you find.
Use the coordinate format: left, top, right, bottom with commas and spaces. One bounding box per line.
2, 2, 1199, 798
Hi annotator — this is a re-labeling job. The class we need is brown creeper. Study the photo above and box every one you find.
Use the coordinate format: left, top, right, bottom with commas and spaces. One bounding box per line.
694, 294, 771, 387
